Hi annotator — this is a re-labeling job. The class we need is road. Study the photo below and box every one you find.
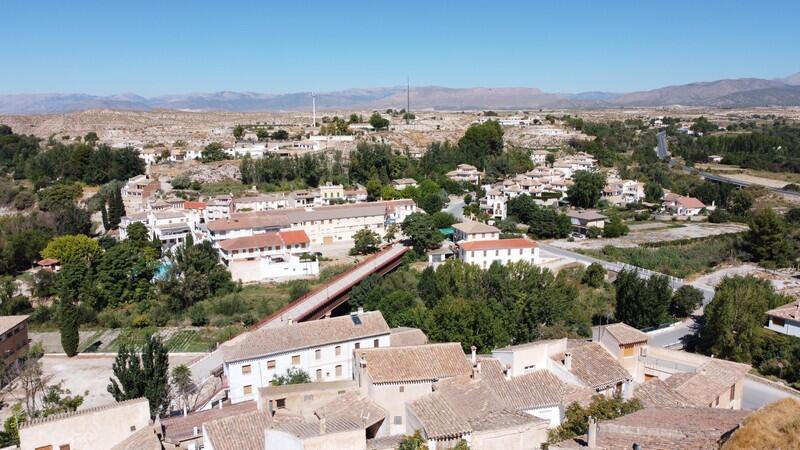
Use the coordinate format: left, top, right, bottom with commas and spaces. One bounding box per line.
742, 376, 800, 410
678, 164, 800, 199
444, 196, 465, 220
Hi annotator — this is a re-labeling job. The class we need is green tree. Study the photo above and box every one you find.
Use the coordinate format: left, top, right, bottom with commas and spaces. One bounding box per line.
41, 235, 102, 265
233, 125, 245, 140
745, 208, 794, 268
384, 224, 399, 243
699, 275, 786, 362
201, 142, 227, 162
58, 300, 79, 357
368, 113, 390, 130
582, 263, 605, 288
431, 211, 457, 229
350, 228, 381, 255
644, 181, 663, 202
84, 132, 99, 145
94, 241, 158, 309
419, 193, 444, 214
548, 395, 642, 444
458, 120, 504, 169
401, 212, 444, 253
41, 382, 85, 416
366, 179, 382, 201
603, 216, 629, 238
107, 336, 170, 418
158, 239, 234, 310
545, 153, 556, 168
670, 285, 704, 318
397, 431, 429, 450
126, 221, 149, 244
37, 184, 82, 212
728, 190, 753, 217
567, 171, 605, 208
271, 368, 311, 386
614, 270, 671, 329
105, 187, 125, 229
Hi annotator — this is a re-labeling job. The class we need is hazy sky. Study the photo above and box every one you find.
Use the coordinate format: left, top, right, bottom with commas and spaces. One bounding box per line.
2, 0, 799, 96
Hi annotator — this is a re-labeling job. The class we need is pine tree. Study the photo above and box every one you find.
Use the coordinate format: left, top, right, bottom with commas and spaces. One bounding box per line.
107, 188, 125, 229
59, 300, 79, 357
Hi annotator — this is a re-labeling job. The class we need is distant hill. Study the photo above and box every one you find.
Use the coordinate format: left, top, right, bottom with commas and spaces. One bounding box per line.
3, 73, 800, 114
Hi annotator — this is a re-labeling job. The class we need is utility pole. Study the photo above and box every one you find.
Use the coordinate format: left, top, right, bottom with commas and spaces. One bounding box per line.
406, 77, 410, 125
312, 92, 316, 129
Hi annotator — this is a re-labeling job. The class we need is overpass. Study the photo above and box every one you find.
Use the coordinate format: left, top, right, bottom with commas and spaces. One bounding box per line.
256, 243, 409, 328
676, 164, 800, 199
188, 243, 409, 384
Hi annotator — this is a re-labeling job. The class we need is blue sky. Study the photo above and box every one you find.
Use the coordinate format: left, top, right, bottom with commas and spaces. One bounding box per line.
2, 1, 799, 96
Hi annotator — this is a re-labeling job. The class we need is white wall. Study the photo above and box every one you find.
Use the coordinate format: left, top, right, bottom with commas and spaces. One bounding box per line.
767, 318, 800, 337
226, 334, 390, 404
459, 247, 540, 269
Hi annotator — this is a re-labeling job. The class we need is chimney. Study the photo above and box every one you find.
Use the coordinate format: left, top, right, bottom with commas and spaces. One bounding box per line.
470, 346, 477, 367
193, 426, 199, 437
219, 400, 223, 409
504, 364, 512, 381
564, 352, 573, 370
287, 317, 294, 325
319, 418, 326, 434
587, 416, 597, 448
268, 400, 274, 416
360, 353, 367, 368
472, 361, 482, 380
357, 307, 364, 315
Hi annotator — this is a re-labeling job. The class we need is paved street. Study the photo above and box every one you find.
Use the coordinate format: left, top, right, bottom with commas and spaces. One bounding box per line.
444, 196, 465, 220
742, 376, 800, 410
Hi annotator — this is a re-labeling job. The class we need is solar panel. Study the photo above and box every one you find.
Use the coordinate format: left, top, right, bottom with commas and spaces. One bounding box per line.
351, 314, 362, 325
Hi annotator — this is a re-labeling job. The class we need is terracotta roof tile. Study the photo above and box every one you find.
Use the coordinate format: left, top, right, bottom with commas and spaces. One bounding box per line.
633, 379, 693, 408
458, 238, 537, 251
203, 410, 271, 450
358, 343, 472, 384
596, 323, 649, 345
452, 221, 500, 234
314, 391, 386, 428
279, 230, 310, 246
767, 299, 800, 321
223, 312, 390, 363
552, 341, 632, 390
664, 359, 750, 406
218, 232, 284, 252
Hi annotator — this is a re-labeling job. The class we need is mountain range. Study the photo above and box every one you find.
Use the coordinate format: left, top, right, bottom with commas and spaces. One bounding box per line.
1, 73, 800, 115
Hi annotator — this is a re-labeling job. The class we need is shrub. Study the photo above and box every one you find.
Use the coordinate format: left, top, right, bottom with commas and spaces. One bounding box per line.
131, 314, 151, 328
188, 304, 208, 326
287, 280, 310, 300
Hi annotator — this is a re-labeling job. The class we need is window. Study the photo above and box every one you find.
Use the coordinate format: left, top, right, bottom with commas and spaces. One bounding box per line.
267, 360, 276, 369
241, 364, 252, 375
399, 386, 405, 392
315, 349, 321, 360
59, 446, 70, 450
276, 398, 286, 409
772, 317, 785, 327
729, 384, 736, 401
354, 343, 360, 349
622, 344, 635, 357
335, 345, 342, 356
35, 446, 53, 450
316, 369, 322, 381
243, 385, 252, 395
393, 416, 403, 425
373, 339, 379, 348
291, 355, 300, 365
129, 425, 136, 432
335, 365, 342, 377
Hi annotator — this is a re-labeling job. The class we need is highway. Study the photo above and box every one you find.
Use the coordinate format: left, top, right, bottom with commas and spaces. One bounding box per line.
677, 164, 800, 199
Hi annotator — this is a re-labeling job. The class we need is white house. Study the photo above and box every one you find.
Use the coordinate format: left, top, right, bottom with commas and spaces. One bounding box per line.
446, 164, 483, 184
531, 150, 550, 166
457, 238, 540, 269
207, 195, 233, 221
392, 178, 418, 190
766, 300, 800, 337
223, 310, 391, 404
217, 230, 319, 283
663, 194, 706, 216
452, 221, 501, 242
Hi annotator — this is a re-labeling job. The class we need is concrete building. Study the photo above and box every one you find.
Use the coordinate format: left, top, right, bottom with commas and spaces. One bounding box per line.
223, 311, 391, 404
446, 164, 483, 184
391, 178, 418, 190
0, 315, 29, 371
354, 343, 473, 436
121, 174, 160, 212
531, 150, 550, 166
457, 239, 541, 269
207, 195, 233, 221
19, 398, 152, 450
565, 210, 607, 235
766, 299, 800, 337
663, 193, 706, 216
592, 323, 649, 383
451, 222, 501, 243
217, 230, 319, 283
318, 183, 345, 204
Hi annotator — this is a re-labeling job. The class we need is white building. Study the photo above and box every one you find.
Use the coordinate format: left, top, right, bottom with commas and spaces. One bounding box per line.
457, 238, 540, 269
217, 230, 319, 283
766, 300, 800, 337
452, 222, 501, 242
223, 311, 391, 404
119, 208, 199, 248
663, 193, 706, 216
531, 150, 550, 166
392, 178, 418, 190
207, 195, 233, 221
446, 164, 483, 184
121, 174, 160, 212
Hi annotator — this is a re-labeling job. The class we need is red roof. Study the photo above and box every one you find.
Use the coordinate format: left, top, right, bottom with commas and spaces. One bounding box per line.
183, 201, 208, 210
458, 238, 537, 251
218, 232, 284, 252
279, 230, 310, 246
37, 258, 60, 266
677, 196, 705, 209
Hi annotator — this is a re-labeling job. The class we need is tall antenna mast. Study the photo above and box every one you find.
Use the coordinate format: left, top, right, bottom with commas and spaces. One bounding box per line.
406, 77, 410, 125
311, 92, 316, 129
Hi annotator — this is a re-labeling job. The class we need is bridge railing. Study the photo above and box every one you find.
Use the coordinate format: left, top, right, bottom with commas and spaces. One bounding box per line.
251, 243, 407, 329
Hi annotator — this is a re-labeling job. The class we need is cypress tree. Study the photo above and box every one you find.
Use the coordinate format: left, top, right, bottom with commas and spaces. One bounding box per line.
107, 188, 125, 229
59, 300, 79, 357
